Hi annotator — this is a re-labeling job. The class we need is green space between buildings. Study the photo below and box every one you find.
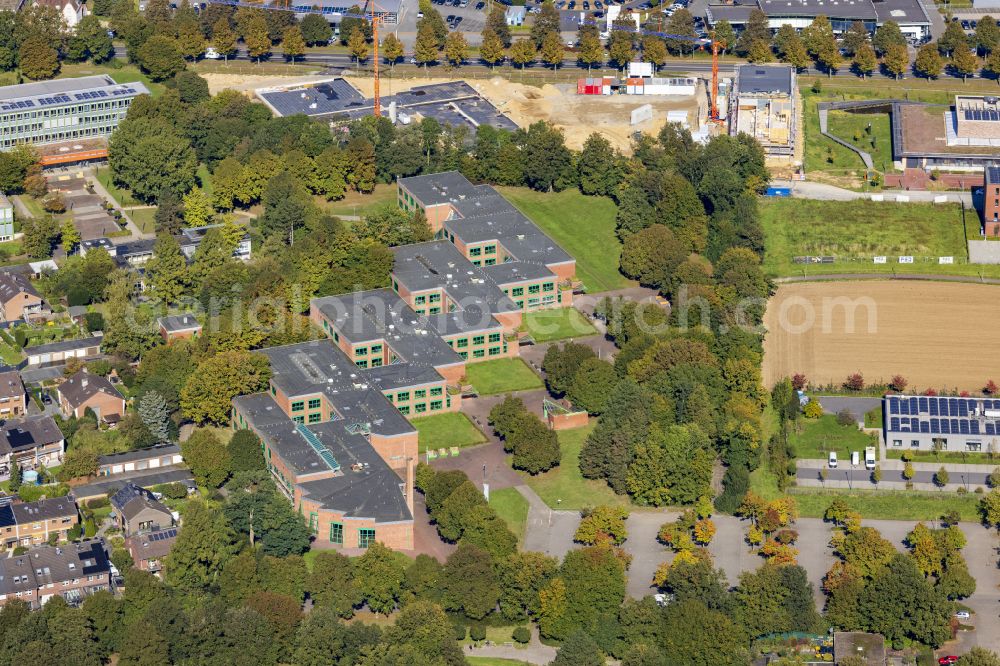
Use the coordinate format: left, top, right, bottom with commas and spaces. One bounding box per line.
522, 307, 597, 343
788, 414, 878, 461
324, 183, 398, 218
822, 109, 894, 174
488, 487, 529, 546
521, 424, 632, 511
411, 412, 486, 454
57, 62, 166, 97
497, 186, 629, 293
886, 449, 1000, 465
759, 198, 1000, 278
465, 358, 543, 395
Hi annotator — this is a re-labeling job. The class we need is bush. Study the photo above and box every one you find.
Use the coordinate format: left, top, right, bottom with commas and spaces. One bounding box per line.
83, 312, 104, 333
803, 401, 824, 419
452, 622, 467, 641
469, 624, 486, 642
84, 517, 97, 538
714, 464, 749, 514
67, 524, 82, 541
87, 496, 110, 510
12, 546, 27, 555
836, 409, 855, 426
157, 482, 188, 499
843, 373, 865, 391
512, 626, 531, 644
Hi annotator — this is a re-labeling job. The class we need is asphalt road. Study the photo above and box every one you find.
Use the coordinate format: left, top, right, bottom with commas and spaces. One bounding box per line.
796, 465, 992, 487
115, 44, 948, 82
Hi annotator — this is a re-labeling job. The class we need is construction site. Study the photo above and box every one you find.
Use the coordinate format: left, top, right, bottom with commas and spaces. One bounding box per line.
730, 64, 797, 159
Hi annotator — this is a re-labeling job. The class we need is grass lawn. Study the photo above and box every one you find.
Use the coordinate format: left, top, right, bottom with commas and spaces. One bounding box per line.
759, 198, 990, 278
57, 62, 165, 97
788, 414, 878, 461
497, 186, 629, 293
0, 341, 23, 365
864, 406, 883, 429
488, 487, 529, 546
461, 624, 532, 647
521, 424, 632, 510
412, 412, 486, 454
128, 208, 157, 234
886, 449, 1000, 465
323, 183, 398, 218
823, 109, 894, 173
468, 659, 533, 666
465, 358, 543, 395
522, 307, 597, 343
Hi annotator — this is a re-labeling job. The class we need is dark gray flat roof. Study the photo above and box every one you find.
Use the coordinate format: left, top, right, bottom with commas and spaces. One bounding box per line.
259, 341, 415, 438
737, 65, 795, 95
759, 0, 877, 19
70, 466, 193, 500
233, 393, 412, 523
873, 0, 930, 24
97, 443, 180, 466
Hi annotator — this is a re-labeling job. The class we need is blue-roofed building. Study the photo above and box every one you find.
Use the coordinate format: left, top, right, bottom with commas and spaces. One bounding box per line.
884, 394, 1000, 453
0, 75, 148, 151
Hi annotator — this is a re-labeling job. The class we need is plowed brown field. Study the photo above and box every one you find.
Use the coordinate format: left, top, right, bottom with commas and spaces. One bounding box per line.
762, 281, 1000, 392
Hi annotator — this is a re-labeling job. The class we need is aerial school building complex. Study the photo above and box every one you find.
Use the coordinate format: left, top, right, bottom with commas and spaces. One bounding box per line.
233, 172, 576, 550
884, 395, 1000, 453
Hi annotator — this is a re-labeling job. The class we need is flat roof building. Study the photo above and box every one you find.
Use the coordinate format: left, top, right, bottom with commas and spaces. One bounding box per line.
706, 0, 930, 38
231, 340, 419, 551
731, 65, 796, 158
884, 394, 1000, 453
0, 75, 148, 151
0, 193, 12, 243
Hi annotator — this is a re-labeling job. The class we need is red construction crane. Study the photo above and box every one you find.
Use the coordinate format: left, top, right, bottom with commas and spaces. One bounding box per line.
371, 3, 383, 118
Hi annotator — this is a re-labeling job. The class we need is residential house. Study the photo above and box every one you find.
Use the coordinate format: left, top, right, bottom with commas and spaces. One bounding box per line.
157, 315, 202, 343
109, 483, 173, 536
0, 370, 26, 418
0, 539, 111, 608
0, 272, 45, 321
96, 444, 182, 476
0, 415, 65, 476
57, 370, 125, 423
0, 496, 78, 548
33, 0, 86, 27
124, 527, 177, 576
24, 334, 103, 367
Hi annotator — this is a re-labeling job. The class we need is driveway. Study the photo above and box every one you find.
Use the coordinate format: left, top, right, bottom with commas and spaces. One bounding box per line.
816, 396, 882, 423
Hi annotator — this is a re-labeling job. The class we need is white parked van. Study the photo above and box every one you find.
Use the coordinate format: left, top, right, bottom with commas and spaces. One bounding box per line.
851, 451, 860, 467
828, 451, 838, 468
204, 47, 221, 59
865, 446, 876, 470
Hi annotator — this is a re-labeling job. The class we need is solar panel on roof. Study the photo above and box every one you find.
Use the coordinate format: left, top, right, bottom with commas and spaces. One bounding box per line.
972, 421, 980, 434
961, 420, 970, 434
988, 423, 996, 435
928, 399, 938, 416
931, 419, 940, 433
909, 397, 918, 413
900, 400, 909, 415
920, 421, 929, 433
919, 397, 928, 412
888, 398, 899, 414
890, 417, 899, 430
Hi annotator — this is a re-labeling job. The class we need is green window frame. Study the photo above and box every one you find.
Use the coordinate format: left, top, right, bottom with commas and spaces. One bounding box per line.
392, 280, 398, 292
484, 244, 496, 254
459, 351, 468, 359
333, 331, 339, 342
309, 512, 318, 534
429, 307, 441, 315
528, 284, 541, 294
330, 522, 343, 544
528, 298, 540, 306
515, 301, 523, 309
430, 387, 443, 397
414, 389, 426, 399
543, 282, 554, 292
293, 416, 304, 424
416, 309, 425, 315
511, 287, 524, 297
371, 344, 383, 354
356, 360, 368, 368
358, 528, 376, 549
488, 346, 501, 356
397, 391, 410, 402
472, 335, 485, 346
384, 393, 394, 403
270, 385, 276, 396
430, 400, 443, 411
399, 405, 410, 415
429, 294, 441, 303
469, 247, 482, 257
473, 349, 485, 358
371, 358, 383, 367
308, 412, 322, 424
414, 403, 427, 413
355, 347, 368, 357
415, 295, 426, 305
308, 398, 321, 410
488, 333, 501, 343
473, 260, 480, 266
291, 401, 304, 412
484, 258, 496, 266
456, 338, 468, 348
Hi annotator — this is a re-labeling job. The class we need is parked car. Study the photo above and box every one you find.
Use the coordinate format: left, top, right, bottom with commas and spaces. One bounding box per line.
828, 451, 838, 468
954, 610, 971, 620
475, 1, 485, 8
938, 657, 958, 666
